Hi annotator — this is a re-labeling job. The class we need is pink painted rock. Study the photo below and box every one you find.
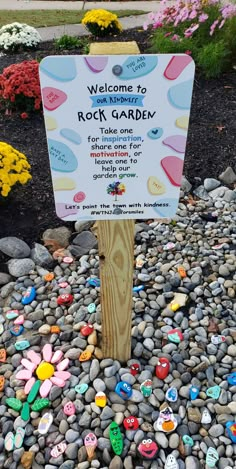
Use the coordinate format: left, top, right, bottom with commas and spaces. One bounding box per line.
14, 315, 25, 325
42, 87, 67, 111
164, 55, 193, 80
54, 371, 71, 380
16, 370, 32, 380
51, 350, 63, 364
21, 358, 37, 373
51, 442, 67, 458
84, 57, 108, 73
162, 135, 187, 153
56, 358, 69, 371
27, 350, 41, 365
64, 401, 75, 416
40, 379, 52, 398
50, 377, 65, 387
24, 377, 36, 395
42, 344, 52, 362
161, 156, 184, 187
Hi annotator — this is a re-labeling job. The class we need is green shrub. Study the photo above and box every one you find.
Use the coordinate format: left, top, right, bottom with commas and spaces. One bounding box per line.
54, 35, 82, 50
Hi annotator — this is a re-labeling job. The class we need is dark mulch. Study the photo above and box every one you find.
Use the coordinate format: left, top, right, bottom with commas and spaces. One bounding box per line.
0, 28, 235, 251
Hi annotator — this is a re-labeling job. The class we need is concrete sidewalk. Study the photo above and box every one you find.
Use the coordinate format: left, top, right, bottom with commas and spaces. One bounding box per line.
0, 0, 160, 11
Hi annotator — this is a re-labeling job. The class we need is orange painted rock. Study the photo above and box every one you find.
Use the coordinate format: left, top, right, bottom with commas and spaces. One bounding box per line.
44, 273, 55, 282
0, 376, 5, 391
79, 350, 92, 362
50, 326, 60, 334
0, 349, 6, 363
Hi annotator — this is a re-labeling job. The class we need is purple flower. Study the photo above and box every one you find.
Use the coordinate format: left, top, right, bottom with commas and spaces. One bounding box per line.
171, 34, 180, 41
199, 13, 209, 23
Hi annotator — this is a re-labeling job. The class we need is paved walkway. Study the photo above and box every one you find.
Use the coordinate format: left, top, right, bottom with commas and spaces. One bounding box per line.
0, 0, 160, 11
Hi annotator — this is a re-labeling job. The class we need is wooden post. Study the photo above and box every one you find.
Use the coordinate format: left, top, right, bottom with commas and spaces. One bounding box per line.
90, 41, 140, 361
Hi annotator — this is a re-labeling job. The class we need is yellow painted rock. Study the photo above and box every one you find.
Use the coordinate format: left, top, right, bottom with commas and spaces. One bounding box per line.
45, 116, 57, 131
36, 362, 54, 380
147, 176, 166, 195
21, 451, 34, 469
175, 116, 189, 130
53, 177, 76, 191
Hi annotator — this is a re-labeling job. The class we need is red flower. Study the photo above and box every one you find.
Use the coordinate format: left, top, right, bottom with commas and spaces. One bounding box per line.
21, 112, 28, 119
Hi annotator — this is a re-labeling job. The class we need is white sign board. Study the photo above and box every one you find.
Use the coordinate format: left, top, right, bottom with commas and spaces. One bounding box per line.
39, 54, 195, 221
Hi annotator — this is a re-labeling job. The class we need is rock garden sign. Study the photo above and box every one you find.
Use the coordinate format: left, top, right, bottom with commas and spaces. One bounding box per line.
39, 44, 195, 361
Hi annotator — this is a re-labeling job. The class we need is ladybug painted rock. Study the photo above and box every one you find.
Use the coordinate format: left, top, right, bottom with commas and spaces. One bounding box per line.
57, 294, 73, 306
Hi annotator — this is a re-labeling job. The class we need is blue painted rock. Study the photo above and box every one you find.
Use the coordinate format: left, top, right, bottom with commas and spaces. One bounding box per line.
10, 325, 24, 337
22, 287, 36, 305
15, 340, 30, 351
190, 386, 200, 400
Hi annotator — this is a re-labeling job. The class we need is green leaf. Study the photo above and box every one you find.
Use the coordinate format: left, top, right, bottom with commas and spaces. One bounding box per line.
6, 398, 23, 412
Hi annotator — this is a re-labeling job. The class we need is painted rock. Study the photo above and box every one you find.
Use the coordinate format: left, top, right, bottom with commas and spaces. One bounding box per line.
226, 421, 236, 443
43, 343, 53, 362
84, 56, 108, 73
88, 278, 100, 287
123, 416, 139, 430
117, 56, 158, 80
0, 349, 6, 362
227, 372, 236, 386
140, 379, 153, 397
0, 375, 5, 391
64, 401, 75, 416
133, 285, 144, 292
130, 363, 140, 376
177, 266, 187, 278
182, 435, 194, 446
175, 115, 189, 130
84, 432, 98, 459
27, 350, 41, 365
40, 56, 76, 81
57, 358, 69, 371
81, 324, 94, 337
167, 329, 183, 344
4, 431, 14, 452
62, 256, 74, 264
166, 387, 178, 403
156, 357, 170, 380
206, 385, 221, 399
22, 287, 36, 305
15, 340, 30, 351
206, 447, 219, 467
95, 391, 107, 407
147, 127, 163, 140
31, 398, 50, 412
16, 369, 32, 381
6, 398, 23, 412
48, 139, 78, 172
88, 303, 96, 313
163, 242, 175, 251
170, 303, 180, 312
6, 310, 19, 320
39, 379, 52, 398
161, 156, 184, 187
79, 350, 92, 362
27, 380, 41, 404
190, 385, 200, 400
10, 325, 24, 336
155, 403, 178, 433
60, 128, 81, 145
75, 383, 89, 394
168, 79, 194, 110
73, 191, 86, 203
164, 55, 192, 80
165, 454, 179, 469
115, 381, 132, 399
162, 135, 187, 153
21, 358, 37, 373
51, 350, 63, 364
53, 177, 76, 191
14, 315, 25, 325
211, 335, 226, 345
58, 281, 69, 288
21, 401, 30, 421
109, 422, 123, 455
137, 438, 158, 460
51, 442, 67, 458
38, 412, 53, 435
45, 115, 57, 131
50, 325, 60, 334
201, 408, 212, 424
14, 427, 25, 450
36, 362, 54, 381
147, 176, 166, 195
57, 294, 74, 306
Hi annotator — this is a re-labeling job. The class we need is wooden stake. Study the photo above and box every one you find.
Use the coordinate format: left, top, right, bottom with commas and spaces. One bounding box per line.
90, 41, 140, 361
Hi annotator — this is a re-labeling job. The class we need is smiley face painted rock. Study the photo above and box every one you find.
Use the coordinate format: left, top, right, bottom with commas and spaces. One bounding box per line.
84, 432, 98, 459
155, 358, 170, 380
115, 381, 132, 400
137, 438, 158, 460
140, 379, 153, 397
123, 416, 139, 431
57, 294, 74, 306
155, 403, 178, 433
79, 350, 92, 362
130, 363, 140, 376
0, 349, 6, 363
109, 422, 123, 455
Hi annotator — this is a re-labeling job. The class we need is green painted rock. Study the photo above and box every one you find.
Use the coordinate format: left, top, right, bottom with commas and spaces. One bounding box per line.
21, 402, 30, 421
109, 422, 123, 455
6, 398, 23, 412
31, 398, 50, 412
27, 380, 41, 404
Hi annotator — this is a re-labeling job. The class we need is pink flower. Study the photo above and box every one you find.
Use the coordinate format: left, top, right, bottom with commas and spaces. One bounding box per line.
210, 19, 219, 36
199, 13, 209, 22
189, 10, 197, 19
219, 19, 225, 29
153, 21, 163, 29
184, 23, 199, 37
171, 34, 180, 41
185, 50, 192, 55
164, 32, 172, 37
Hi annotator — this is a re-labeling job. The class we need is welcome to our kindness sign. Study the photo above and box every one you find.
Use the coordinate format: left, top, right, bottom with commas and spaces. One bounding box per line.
39, 54, 195, 221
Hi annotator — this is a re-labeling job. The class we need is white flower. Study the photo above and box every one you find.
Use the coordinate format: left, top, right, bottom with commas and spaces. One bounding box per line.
0, 22, 41, 51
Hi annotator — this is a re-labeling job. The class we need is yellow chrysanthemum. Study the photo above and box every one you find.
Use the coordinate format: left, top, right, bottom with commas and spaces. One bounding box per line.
0, 141, 31, 197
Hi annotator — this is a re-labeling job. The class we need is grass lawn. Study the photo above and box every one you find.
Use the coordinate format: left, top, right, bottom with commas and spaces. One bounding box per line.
0, 10, 147, 28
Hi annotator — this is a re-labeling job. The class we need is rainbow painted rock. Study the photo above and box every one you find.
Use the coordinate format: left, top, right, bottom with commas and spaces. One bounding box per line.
109, 422, 123, 455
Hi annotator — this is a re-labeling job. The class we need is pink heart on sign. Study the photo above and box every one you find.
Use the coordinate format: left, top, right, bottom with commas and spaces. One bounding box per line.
161, 156, 184, 187
42, 87, 67, 111
84, 57, 108, 73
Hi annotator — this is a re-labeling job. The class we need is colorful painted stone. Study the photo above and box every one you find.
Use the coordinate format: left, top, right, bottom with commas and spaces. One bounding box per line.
140, 379, 153, 397
62, 256, 74, 264
175, 115, 189, 130
155, 403, 178, 433
39, 379, 52, 398
115, 381, 132, 400
109, 422, 123, 455
156, 358, 170, 380
182, 435, 194, 446
64, 401, 75, 416
206, 385, 221, 399
168, 79, 194, 110
88, 278, 100, 287
95, 391, 107, 407
10, 325, 24, 336
73, 191, 86, 203
137, 438, 158, 460
6, 398, 23, 412
4, 432, 14, 452
44, 273, 54, 282
167, 329, 183, 344
40, 56, 76, 81
163, 242, 175, 251
147, 127, 163, 140
81, 324, 94, 337
75, 383, 89, 395
201, 408, 212, 424
48, 138, 78, 173
165, 454, 179, 469
117, 56, 158, 80
57, 293, 74, 306
130, 363, 140, 376
6, 310, 19, 320
190, 385, 200, 400
211, 335, 226, 345
58, 282, 69, 288
166, 387, 178, 403
16, 370, 32, 381
31, 398, 50, 412
84, 432, 98, 459
206, 447, 219, 467
84, 56, 108, 73
14, 427, 25, 449
147, 176, 166, 195
123, 416, 139, 431
22, 287, 36, 305
51, 350, 63, 364
21, 402, 30, 421
15, 340, 30, 351
60, 128, 82, 145
170, 303, 180, 312
38, 412, 53, 435
25, 378, 36, 395
227, 372, 236, 386
50, 325, 60, 334
79, 350, 92, 362
27, 380, 41, 404
164, 55, 192, 80
161, 156, 184, 187
88, 303, 96, 313
163, 135, 187, 153
36, 362, 55, 381
27, 350, 41, 365
0, 349, 6, 362
0, 376, 5, 391
226, 421, 236, 443
51, 442, 67, 458
21, 358, 37, 373
132, 285, 145, 292
177, 266, 187, 278
14, 315, 24, 325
